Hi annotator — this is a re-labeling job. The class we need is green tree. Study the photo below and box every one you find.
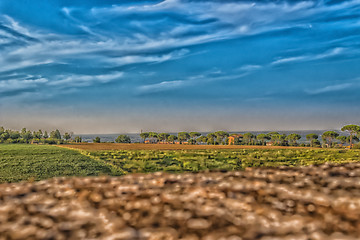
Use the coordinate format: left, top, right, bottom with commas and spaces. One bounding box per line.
214, 131, 229, 145
0, 131, 10, 141
271, 134, 287, 146
33, 130, 43, 139
158, 133, 170, 143
9, 130, 21, 140
167, 135, 177, 144
322, 131, 339, 147
286, 133, 301, 146
21, 129, 33, 142
93, 137, 101, 143
140, 132, 149, 143
188, 139, 197, 145
50, 129, 61, 139
189, 132, 201, 139
115, 135, 131, 143
206, 133, 216, 145
63, 132, 72, 141
43, 131, 49, 139
336, 136, 347, 145
341, 124, 360, 147
306, 133, 318, 147
197, 136, 208, 144
178, 132, 190, 144
243, 133, 255, 145
0, 127, 5, 135
148, 132, 158, 143
256, 133, 270, 145
75, 136, 82, 143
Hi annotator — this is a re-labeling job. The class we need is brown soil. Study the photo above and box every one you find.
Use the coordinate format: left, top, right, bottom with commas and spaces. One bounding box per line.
60, 143, 316, 151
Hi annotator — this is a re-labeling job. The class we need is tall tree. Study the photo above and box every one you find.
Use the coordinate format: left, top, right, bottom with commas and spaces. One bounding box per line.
189, 132, 201, 139
197, 136, 208, 145
43, 131, 49, 139
178, 132, 190, 144
256, 133, 270, 145
148, 132, 158, 143
322, 131, 339, 147
206, 133, 216, 145
158, 133, 170, 143
50, 129, 62, 139
63, 132, 72, 141
271, 134, 286, 145
243, 133, 255, 145
33, 130, 43, 139
214, 131, 229, 144
306, 133, 318, 147
336, 136, 347, 145
286, 133, 301, 146
140, 132, 149, 143
341, 124, 360, 147
167, 135, 177, 144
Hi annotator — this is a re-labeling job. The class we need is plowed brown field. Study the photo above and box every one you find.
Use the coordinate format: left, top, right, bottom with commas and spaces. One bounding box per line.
60, 143, 315, 151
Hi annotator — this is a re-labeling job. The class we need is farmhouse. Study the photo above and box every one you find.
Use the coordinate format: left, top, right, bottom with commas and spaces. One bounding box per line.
228, 134, 242, 145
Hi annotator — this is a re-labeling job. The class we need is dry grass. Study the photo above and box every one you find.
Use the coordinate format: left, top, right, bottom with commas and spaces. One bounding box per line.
60, 143, 315, 151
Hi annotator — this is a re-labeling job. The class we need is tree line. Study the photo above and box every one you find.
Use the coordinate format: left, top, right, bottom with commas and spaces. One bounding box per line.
139, 124, 360, 148
1, 124, 359, 148
0, 127, 82, 144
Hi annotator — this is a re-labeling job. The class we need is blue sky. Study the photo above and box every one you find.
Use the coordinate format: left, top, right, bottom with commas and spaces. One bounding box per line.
0, 0, 360, 133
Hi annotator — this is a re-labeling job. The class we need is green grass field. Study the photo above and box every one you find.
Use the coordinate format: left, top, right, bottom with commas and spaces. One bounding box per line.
85, 148, 360, 174
1, 144, 360, 183
0, 144, 118, 183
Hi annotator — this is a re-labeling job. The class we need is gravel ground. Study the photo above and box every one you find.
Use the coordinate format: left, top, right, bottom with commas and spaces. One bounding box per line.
0, 162, 360, 240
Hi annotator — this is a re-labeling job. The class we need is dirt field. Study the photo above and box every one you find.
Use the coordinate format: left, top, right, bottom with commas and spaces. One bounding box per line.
61, 143, 316, 151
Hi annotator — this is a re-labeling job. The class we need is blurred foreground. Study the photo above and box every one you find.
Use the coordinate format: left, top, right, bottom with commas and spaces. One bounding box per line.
0, 163, 359, 240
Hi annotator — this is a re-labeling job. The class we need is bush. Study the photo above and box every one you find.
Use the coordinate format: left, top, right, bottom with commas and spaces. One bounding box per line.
115, 135, 131, 143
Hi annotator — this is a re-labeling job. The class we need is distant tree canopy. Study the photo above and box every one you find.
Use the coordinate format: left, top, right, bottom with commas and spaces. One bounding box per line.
50, 129, 62, 140
322, 131, 339, 147
178, 132, 190, 143
341, 124, 360, 146
93, 137, 101, 143
140, 132, 149, 142
63, 132, 72, 141
1, 124, 359, 148
286, 133, 301, 145
115, 135, 131, 143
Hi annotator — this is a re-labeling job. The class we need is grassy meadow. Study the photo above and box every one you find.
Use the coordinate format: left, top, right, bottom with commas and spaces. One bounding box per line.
0, 144, 118, 183
1, 144, 360, 183
84, 148, 360, 174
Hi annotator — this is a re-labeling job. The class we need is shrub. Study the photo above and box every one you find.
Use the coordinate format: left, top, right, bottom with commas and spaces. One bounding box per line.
115, 135, 131, 143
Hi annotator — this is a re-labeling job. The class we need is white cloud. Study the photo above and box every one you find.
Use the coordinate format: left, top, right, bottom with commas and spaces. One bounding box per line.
0, 78, 48, 93
272, 47, 347, 65
305, 83, 353, 95
238, 64, 262, 72
138, 80, 187, 93
48, 72, 124, 87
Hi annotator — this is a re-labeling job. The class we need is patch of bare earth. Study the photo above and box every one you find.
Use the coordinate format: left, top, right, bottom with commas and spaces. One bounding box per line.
60, 143, 316, 151
1, 163, 360, 239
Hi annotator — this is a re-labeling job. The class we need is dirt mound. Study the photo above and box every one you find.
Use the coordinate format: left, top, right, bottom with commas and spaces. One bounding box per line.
1, 163, 360, 240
